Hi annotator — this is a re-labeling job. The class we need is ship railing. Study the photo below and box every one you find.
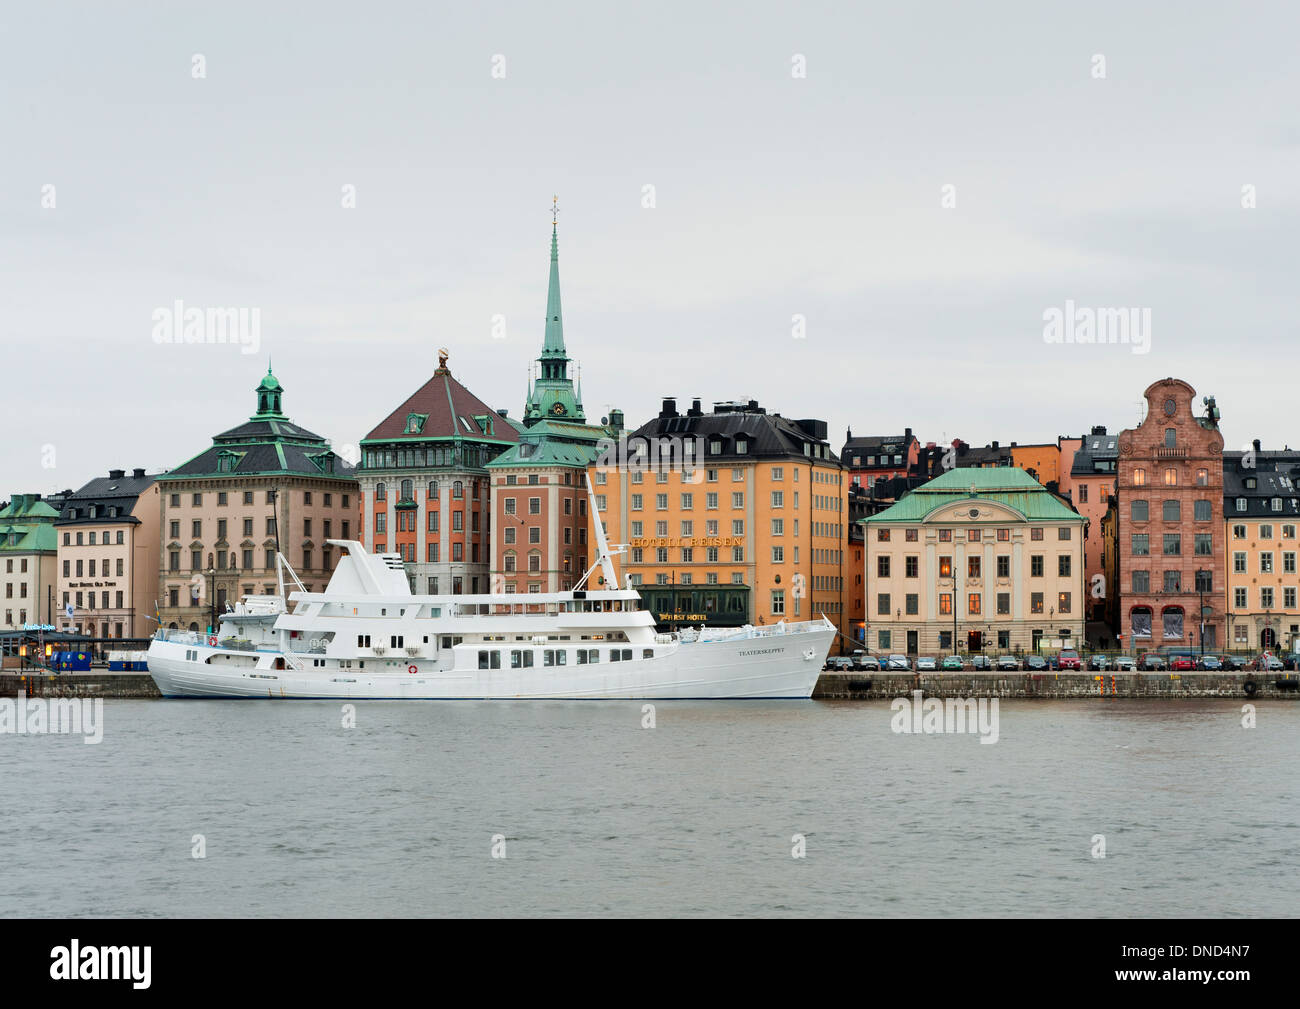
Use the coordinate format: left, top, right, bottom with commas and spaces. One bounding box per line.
153, 628, 203, 645
697, 617, 832, 644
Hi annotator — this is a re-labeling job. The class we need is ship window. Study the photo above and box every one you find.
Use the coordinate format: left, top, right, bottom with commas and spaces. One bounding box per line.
588, 649, 599, 663
544, 650, 555, 666
610, 650, 621, 662
356, 634, 371, 647
556, 649, 566, 665
576, 650, 587, 664
643, 649, 654, 659
622, 649, 633, 661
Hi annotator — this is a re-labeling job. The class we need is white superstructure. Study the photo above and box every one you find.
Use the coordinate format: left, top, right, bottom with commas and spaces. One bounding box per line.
148, 480, 832, 699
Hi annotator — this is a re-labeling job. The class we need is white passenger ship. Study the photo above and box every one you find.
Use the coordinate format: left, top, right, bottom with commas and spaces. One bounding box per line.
148, 483, 833, 699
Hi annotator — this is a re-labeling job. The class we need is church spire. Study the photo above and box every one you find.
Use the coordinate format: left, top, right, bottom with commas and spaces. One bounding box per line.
542, 196, 566, 360
522, 197, 584, 427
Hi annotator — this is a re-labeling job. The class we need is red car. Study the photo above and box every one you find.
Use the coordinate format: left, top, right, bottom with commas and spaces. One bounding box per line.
1056, 648, 1082, 670
1169, 655, 1196, 671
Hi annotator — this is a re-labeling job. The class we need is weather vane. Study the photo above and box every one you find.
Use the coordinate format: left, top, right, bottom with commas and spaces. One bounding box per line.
551, 195, 560, 225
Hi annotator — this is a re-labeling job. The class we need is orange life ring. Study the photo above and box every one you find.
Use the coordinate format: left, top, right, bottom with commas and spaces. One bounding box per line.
407, 664, 418, 675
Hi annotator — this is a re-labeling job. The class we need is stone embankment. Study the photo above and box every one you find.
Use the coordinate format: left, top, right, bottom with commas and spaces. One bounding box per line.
814, 671, 1300, 699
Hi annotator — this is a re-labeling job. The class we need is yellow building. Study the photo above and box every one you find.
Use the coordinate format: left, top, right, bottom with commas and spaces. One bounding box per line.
589, 398, 850, 639
1224, 445, 1300, 652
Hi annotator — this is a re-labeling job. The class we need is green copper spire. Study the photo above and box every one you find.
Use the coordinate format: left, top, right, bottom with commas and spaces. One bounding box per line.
523, 200, 584, 427
541, 220, 566, 359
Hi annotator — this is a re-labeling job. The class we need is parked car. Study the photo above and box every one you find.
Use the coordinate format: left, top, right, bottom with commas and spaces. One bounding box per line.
1257, 654, 1284, 671
1087, 654, 1110, 671
916, 656, 937, 671
825, 656, 853, 672
996, 655, 1020, 671
857, 655, 881, 672
970, 655, 993, 671
1022, 655, 1048, 671
1113, 655, 1136, 671
1224, 655, 1249, 671
941, 655, 965, 670
1197, 655, 1223, 670
1282, 653, 1300, 671
886, 654, 912, 670
1169, 654, 1196, 671
1056, 648, 1082, 671
1138, 653, 1167, 671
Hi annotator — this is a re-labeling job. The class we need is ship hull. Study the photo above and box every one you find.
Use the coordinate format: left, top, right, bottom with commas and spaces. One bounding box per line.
147, 627, 833, 700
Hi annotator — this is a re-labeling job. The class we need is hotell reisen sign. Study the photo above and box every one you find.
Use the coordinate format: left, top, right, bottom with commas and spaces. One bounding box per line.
629, 536, 745, 549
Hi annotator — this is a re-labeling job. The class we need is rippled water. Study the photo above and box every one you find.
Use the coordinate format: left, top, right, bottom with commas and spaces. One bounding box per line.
1, 698, 1296, 917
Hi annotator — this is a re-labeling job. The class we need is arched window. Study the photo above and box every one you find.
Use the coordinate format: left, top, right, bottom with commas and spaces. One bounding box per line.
453, 480, 464, 499
188, 622, 199, 632
1130, 606, 1152, 640
427, 480, 438, 498
400, 479, 414, 501
375, 482, 386, 501
1161, 606, 1184, 640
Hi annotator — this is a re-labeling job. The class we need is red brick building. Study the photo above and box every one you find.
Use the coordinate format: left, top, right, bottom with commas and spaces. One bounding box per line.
1116, 378, 1225, 652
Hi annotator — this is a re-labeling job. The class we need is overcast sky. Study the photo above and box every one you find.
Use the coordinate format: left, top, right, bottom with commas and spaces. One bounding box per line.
3, 1, 1298, 495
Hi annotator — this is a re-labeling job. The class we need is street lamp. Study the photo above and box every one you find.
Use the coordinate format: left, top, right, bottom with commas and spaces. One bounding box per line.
207, 565, 216, 635
1195, 569, 1208, 658
941, 576, 958, 657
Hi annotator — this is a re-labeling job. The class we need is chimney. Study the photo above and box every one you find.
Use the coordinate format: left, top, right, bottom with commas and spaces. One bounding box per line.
496, 408, 509, 417
109, 469, 125, 479
1091, 424, 1107, 435
133, 468, 145, 479
609, 408, 624, 432
661, 398, 678, 418
1253, 438, 1262, 453
991, 440, 999, 451
747, 399, 759, 412
689, 398, 702, 417
904, 426, 913, 443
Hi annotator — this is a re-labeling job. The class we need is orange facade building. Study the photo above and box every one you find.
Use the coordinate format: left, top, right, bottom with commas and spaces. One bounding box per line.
590, 398, 850, 641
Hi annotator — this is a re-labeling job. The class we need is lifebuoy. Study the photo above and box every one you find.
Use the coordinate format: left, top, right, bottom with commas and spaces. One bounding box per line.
207, 635, 217, 647
407, 664, 418, 675
1243, 680, 1258, 696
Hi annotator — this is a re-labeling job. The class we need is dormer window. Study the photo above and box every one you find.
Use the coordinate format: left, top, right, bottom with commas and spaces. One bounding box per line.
709, 440, 722, 454
405, 413, 427, 435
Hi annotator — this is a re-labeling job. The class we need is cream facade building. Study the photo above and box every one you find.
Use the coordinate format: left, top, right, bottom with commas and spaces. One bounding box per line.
862, 468, 1085, 655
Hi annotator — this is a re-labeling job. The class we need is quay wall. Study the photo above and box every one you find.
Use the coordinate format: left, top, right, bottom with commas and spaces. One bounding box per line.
1, 672, 161, 699
814, 672, 1300, 700
3, 670, 1297, 701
